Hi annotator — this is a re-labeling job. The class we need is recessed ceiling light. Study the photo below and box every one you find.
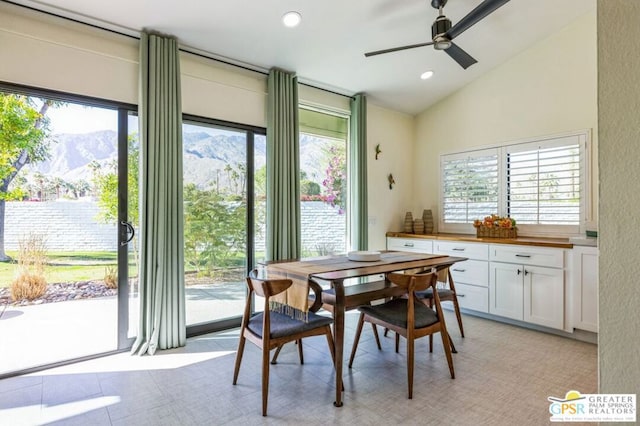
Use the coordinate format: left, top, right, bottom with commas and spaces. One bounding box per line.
420, 70, 434, 80
282, 11, 302, 28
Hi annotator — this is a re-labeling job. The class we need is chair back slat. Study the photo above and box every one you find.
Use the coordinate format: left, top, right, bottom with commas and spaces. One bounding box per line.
386, 270, 436, 293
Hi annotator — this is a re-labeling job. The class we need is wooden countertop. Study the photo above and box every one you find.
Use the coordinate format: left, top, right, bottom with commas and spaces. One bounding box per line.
386, 232, 573, 249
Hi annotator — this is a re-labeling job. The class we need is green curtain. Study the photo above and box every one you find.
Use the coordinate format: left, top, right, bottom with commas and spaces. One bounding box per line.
349, 93, 368, 250
266, 68, 301, 261
131, 32, 186, 356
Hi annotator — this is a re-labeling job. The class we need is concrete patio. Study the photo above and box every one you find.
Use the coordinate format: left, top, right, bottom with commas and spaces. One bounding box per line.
0, 283, 245, 376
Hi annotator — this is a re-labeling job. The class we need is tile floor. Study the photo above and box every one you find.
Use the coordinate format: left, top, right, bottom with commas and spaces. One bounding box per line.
0, 310, 597, 425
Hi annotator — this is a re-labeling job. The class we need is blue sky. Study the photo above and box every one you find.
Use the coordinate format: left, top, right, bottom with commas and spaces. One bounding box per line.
47, 103, 118, 134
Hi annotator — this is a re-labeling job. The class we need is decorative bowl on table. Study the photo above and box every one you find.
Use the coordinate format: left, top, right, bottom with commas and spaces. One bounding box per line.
347, 251, 381, 262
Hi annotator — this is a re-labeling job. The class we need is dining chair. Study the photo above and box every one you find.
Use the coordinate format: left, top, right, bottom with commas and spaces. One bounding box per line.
233, 269, 336, 416
416, 267, 465, 338
270, 276, 403, 364
384, 266, 461, 353
348, 269, 455, 399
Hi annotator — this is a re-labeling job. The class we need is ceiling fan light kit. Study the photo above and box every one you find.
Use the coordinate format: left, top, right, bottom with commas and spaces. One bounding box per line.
432, 15, 452, 50
364, 0, 510, 69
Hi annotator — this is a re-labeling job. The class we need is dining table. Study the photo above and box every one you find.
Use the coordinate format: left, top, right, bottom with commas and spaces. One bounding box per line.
264, 250, 467, 407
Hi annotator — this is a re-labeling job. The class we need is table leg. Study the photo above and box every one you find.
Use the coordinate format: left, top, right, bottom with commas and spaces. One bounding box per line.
333, 279, 345, 407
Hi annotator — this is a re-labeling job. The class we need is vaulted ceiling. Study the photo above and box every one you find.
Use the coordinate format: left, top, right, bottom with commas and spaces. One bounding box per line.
10, 0, 596, 115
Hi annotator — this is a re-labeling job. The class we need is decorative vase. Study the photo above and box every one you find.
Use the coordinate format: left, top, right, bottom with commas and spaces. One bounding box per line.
413, 218, 424, 234
403, 212, 414, 233
422, 209, 434, 234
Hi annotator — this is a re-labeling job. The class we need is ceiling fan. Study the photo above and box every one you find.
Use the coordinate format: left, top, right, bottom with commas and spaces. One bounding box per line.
365, 0, 510, 69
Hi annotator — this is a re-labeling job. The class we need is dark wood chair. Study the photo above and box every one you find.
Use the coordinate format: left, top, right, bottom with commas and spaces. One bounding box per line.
271, 276, 405, 363
232, 269, 335, 416
416, 267, 465, 338
384, 266, 462, 353
348, 270, 455, 399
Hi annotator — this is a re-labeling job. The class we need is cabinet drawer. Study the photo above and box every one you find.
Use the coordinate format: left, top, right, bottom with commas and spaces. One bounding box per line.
435, 241, 489, 260
387, 237, 433, 253
490, 245, 564, 268
454, 283, 488, 313
449, 260, 488, 287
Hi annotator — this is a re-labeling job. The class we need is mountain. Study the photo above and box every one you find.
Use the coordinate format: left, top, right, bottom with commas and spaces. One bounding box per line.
24, 129, 338, 190
28, 130, 118, 182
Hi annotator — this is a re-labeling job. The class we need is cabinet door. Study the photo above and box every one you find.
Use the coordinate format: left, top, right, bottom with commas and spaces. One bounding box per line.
572, 248, 598, 332
489, 262, 523, 320
524, 265, 564, 330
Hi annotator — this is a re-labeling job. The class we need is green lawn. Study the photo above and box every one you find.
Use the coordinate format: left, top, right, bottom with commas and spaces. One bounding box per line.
0, 251, 120, 288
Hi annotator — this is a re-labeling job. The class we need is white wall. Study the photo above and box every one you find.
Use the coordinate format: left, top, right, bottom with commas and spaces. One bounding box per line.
0, 2, 138, 104
414, 10, 598, 233
180, 53, 266, 127
0, 2, 411, 255
366, 103, 415, 250
597, 0, 640, 396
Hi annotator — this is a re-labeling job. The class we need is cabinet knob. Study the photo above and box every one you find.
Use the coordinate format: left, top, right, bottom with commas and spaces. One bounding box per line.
517, 269, 522, 275
404, 243, 414, 247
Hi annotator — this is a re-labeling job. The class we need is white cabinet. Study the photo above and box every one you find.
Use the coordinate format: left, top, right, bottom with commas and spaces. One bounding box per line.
387, 237, 433, 253
490, 262, 524, 320
524, 265, 565, 329
387, 237, 569, 329
571, 246, 598, 332
489, 245, 565, 330
435, 241, 489, 313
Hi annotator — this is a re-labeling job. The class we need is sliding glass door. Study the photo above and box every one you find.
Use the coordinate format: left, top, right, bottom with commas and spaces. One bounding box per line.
182, 117, 264, 331
0, 88, 137, 376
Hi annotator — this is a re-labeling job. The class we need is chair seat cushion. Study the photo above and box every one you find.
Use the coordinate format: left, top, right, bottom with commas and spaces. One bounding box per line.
359, 299, 438, 329
247, 310, 333, 339
415, 288, 454, 300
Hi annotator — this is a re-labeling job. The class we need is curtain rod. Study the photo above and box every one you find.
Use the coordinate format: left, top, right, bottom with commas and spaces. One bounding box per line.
4, 0, 356, 101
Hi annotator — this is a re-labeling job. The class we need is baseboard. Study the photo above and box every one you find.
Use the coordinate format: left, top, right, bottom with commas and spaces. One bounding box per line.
443, 305, 598, 345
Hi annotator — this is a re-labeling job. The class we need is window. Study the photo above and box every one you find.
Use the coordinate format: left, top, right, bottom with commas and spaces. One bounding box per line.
298, 106, 349, 256
440, 131, 588, 236
506, 139, 581, 226
441, 149, 499, 224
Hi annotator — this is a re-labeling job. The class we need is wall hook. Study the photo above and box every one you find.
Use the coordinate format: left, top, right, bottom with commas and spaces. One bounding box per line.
375, 144, 382, 160
388, 173, 395, 190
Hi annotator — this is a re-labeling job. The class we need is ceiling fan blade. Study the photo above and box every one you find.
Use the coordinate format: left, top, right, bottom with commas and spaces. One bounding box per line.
445, 42, 477, 69
364, 41, 434, 57
447, 0, 510, 40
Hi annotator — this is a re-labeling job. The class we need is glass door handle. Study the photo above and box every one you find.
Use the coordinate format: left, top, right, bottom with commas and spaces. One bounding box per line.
120, 221, 135, 246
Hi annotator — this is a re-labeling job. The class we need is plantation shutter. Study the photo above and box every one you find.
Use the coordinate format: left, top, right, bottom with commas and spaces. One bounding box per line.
506, 135, 582, 226
441, 149, 499, 224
